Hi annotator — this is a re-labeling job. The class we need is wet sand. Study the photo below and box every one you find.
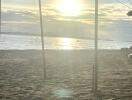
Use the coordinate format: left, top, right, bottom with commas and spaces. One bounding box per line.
0, 50, 132, 100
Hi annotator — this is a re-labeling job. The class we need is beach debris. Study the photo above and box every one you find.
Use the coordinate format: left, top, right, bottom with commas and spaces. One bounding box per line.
128, 53, 132, 61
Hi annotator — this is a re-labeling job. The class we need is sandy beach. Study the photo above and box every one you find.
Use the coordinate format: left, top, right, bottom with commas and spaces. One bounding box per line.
0, 50, 132, 100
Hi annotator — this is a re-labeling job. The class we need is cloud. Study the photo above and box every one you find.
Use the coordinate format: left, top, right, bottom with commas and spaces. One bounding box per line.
3, 2, 132, 24
99, 4, 132, 21
1, 2, 132, 41
2, 5, 95, 35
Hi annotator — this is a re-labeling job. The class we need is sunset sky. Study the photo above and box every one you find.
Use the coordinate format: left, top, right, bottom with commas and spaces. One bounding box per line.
1, 0, 132, 41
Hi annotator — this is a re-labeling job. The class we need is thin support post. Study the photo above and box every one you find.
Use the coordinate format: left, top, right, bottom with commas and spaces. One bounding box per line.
93, 0, 99, 98
39, 0, 47, 79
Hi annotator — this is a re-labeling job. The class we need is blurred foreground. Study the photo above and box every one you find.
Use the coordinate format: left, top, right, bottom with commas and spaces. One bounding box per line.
0, 50, 132, 100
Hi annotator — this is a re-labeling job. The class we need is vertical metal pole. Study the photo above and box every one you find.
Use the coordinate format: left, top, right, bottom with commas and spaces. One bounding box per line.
38, 0, 47, 79
93, 0, 98, 98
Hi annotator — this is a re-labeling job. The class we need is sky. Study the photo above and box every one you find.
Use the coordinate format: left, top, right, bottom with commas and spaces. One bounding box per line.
1, 0, 132, 41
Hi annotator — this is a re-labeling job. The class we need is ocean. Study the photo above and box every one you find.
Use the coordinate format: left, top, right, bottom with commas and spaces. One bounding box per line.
0, 34, 131, 50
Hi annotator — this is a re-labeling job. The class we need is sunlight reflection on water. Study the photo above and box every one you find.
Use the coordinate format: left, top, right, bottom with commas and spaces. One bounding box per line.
0, 34, 132, 50
56, 38, 77, 50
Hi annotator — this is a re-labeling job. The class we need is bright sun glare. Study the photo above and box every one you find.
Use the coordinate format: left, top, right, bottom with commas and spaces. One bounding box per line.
56, 0, 81, 16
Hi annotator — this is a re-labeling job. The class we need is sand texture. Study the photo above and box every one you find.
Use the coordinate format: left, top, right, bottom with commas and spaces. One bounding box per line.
0, 50, 132, 100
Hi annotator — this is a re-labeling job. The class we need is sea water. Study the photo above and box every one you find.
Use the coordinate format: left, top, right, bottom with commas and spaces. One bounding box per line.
0, 34, 131, 50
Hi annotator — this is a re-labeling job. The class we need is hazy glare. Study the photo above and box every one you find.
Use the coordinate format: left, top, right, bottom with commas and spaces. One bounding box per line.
1, 0, 132, 41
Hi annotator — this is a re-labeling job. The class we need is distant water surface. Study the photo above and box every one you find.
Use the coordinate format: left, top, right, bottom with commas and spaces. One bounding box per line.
0, 34, 131, 50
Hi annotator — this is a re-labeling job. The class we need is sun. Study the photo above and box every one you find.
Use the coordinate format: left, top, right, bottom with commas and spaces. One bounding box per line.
56, 0, 81, 16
